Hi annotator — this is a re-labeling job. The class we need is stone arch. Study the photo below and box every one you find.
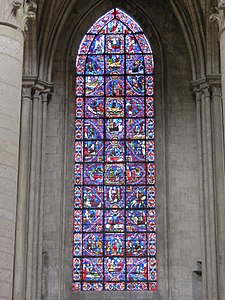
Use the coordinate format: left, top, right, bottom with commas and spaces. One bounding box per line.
41, 1, 201, 299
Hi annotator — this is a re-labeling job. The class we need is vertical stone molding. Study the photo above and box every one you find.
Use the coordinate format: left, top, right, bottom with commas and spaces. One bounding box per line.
37, 91, 51, 300
192, 78, 222, 300
210, 2, 225, 138
211, 84, 225, 300
200, 86, 218, 300
23, 82, 52, 300
194, 89, 207, 300
210, 2, 225, 298
0, 2, 36, 298
13, 85, 33, 300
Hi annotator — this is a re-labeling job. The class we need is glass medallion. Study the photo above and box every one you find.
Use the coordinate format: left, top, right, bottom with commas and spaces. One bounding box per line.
83, 234, 103, 256
105, 141, 124, 162
83, 209, 103, 232
84, 119, 104, 140
83, 164, 104, 185
126, 55, 144, 75
104, 186, 125, 208
104, 210, 125, 232
126, 118, 145, 140
126, 233, 147, 256
126, 75, 145, 95
105, 233, 124, 255
125, 35, 141, 53
126, 210, 147, 232
84, 141, 104, 162
126, 97, 145, 117
86, 55, 104, 75
105, 118, 124, 140
127, 258, 148, 281
106, 76, 124, 96
105, 164, 125, 185
126, 163, 146, 185
126, 186, 147, 209
74, 8, 157, 291
106, 55, 124, 74
106, 35, 124, 53
105, 97, 124, 117
126, 140, 145, 162
85, 97, 104, 118
89, 35, 105, 54
82, 258, 103, 281
104, 257, 125, 281
85, 76, 104, 96
83, 186, 103, 208
102, 19, 130, 34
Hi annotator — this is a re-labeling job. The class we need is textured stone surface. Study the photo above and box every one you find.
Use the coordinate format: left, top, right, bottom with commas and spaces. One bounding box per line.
0, 25, 23, 300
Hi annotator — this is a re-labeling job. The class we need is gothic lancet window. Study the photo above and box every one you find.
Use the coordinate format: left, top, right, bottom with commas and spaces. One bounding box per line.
73, 8, 157, 291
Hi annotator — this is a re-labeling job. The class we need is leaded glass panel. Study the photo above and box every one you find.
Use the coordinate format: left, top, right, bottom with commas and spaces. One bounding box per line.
73, 8, 157, 291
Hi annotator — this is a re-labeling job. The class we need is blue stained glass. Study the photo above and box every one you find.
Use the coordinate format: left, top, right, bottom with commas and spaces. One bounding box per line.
106, 55, 124, 75
73, 8, 157, 292
86, 55, 104, 75
106, 35, 124, 53
106, 97, 124, 117
89, 35, 105, 54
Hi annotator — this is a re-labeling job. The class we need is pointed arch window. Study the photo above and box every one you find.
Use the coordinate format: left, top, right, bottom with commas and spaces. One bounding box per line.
73, 8, 157, 291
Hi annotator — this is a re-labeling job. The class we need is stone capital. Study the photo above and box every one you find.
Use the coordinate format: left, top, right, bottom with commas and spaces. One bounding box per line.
201, 86, 211, 99
41, 90, 52, 104
22, 86, 33, 100
211, 85, 222, 98
209, 1, 225, 34
193, 88, 202, 103
0, 0, 37, 32
191, 75, 221, 101
22, 76, 54, 102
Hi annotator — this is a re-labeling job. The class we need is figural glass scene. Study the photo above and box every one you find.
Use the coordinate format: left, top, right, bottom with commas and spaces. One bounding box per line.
73, 8, 157, 291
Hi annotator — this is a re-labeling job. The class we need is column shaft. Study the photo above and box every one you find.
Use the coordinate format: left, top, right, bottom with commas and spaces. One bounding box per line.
200, 88, 218, 300
0, 24, 24, 299
211, 85, 225, 300
37, 94, 48, 300
195, 93, 207, 299
13, 88, 32, 300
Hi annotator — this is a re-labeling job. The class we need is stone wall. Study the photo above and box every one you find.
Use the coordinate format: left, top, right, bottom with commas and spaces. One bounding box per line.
42, 1, 201, 299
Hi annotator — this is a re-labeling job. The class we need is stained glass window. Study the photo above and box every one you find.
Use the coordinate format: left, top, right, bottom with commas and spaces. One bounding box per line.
73, 8, 157, 292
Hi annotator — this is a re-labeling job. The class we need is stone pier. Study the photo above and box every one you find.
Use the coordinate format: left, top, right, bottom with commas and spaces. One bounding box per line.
0, 1, 36, 299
